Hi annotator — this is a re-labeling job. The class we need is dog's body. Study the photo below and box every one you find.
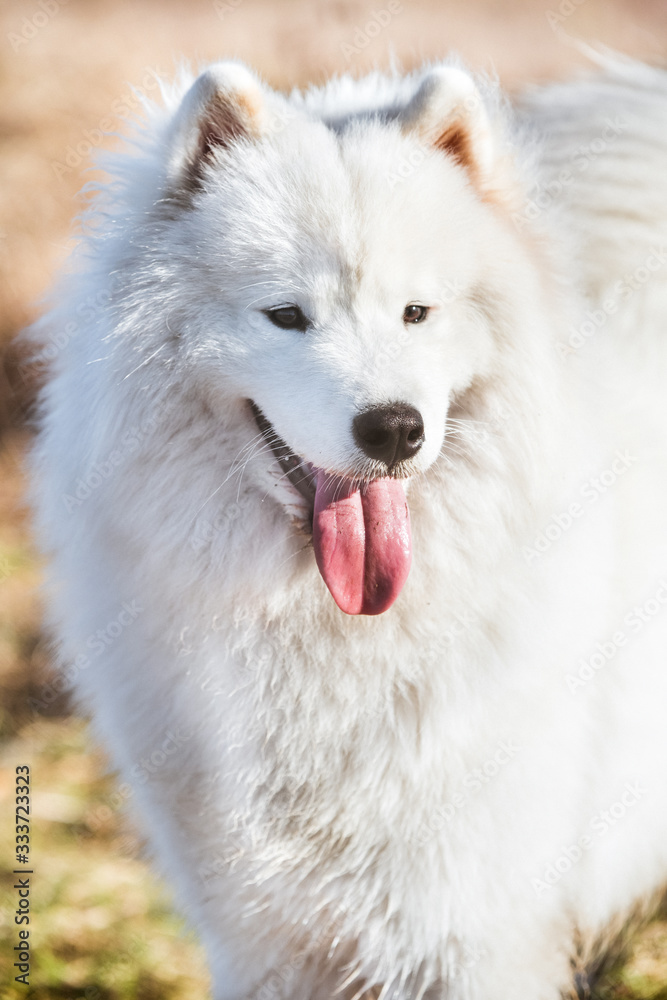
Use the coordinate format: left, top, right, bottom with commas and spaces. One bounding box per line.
31, 55, 667, 999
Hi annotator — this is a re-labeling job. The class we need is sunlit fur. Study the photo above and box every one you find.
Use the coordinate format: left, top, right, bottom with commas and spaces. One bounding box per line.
30, 54, 667, 1000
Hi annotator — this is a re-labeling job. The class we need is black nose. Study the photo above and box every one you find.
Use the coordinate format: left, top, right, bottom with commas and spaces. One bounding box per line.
353, 403, 425, 469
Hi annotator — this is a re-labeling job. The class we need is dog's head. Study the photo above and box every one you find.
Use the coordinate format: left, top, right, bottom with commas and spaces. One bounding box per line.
154, 62, 543, 615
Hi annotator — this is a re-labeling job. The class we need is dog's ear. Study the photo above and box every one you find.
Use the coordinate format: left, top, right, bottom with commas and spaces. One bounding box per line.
166, 62, 266, 191
401, 67, 496, 193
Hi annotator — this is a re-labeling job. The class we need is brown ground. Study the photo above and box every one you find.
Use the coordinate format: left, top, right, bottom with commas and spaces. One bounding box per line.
2, 0, 667, 996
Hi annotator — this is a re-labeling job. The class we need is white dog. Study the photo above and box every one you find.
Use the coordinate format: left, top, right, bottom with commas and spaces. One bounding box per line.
31, 53, 667, 1000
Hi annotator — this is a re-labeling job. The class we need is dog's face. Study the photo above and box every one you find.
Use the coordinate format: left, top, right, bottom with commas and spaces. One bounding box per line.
162, 64, 517, 614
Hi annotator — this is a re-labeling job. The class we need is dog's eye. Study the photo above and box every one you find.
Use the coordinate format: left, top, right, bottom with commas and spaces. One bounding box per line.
264, 306, 309, 332
403, 304, 429, 324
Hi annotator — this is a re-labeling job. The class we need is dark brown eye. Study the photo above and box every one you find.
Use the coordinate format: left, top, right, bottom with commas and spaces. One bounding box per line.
264, 305, 309, 332
403, 304, 429, 324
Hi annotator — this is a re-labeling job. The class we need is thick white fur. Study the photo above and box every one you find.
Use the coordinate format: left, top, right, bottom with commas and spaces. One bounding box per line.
30, 54, 667, 1000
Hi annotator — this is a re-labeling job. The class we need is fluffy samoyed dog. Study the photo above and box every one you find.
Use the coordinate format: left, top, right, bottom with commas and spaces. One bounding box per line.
31, 54, 667, 1000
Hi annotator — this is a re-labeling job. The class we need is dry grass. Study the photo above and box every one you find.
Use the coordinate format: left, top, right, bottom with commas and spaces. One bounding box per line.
2, 0, 667, 996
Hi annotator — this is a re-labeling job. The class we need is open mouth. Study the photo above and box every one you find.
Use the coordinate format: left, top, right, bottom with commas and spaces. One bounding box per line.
248, 401, 316, 505
248, 400, 413, 617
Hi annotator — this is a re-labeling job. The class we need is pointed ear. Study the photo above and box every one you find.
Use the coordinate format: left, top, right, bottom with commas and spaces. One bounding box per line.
166, 62, 267, 191
401, 67, 496, 192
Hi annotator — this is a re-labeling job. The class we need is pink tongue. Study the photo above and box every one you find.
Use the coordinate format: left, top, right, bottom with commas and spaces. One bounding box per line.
312, 472, 412, 616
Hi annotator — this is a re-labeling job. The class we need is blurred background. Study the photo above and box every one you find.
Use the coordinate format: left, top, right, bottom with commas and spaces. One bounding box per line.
2, 1, 667, 996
